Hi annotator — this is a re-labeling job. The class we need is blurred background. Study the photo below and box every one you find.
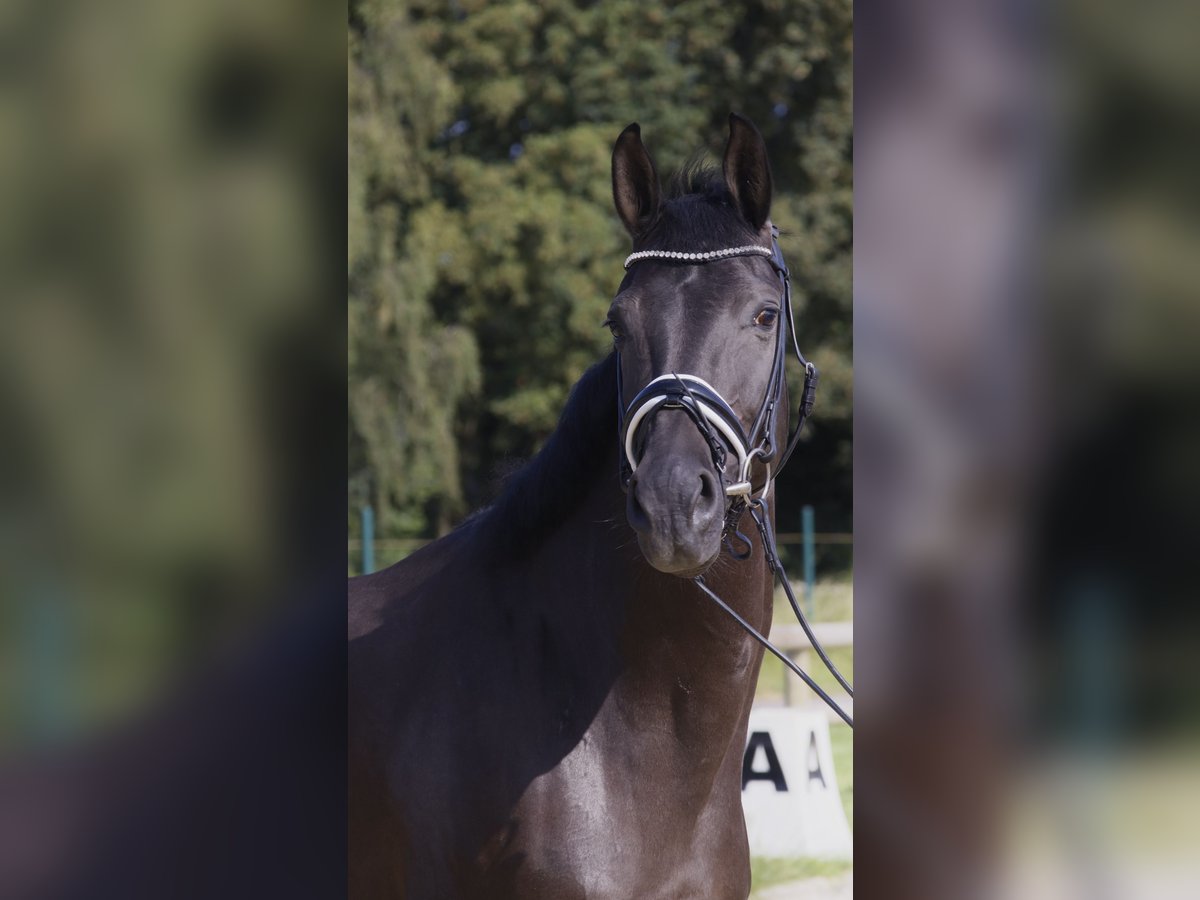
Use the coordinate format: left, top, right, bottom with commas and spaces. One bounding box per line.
1, 0, 343, 749
0, 0, 345, 896
856, 0, 1200, 897
347, 0, 853, 581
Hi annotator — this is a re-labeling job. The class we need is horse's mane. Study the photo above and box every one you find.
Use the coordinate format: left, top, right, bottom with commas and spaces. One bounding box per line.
476, 352, 618, 558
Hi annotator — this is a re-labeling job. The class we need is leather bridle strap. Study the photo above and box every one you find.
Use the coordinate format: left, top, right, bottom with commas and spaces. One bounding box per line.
766, 226, 820, 476
622, 373, 754, 496
748, 496, 854, 698
693, 574, 853, 728
695, 494, 855, 728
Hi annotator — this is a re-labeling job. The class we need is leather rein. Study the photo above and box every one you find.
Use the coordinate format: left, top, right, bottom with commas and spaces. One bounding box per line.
616, 227, 854, 728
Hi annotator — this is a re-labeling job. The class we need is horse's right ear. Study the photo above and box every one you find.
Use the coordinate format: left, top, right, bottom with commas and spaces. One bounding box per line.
612, 123, 661, 239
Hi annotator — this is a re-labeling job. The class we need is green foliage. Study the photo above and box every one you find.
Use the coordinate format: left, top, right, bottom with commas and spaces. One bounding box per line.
349, 0, 852, 542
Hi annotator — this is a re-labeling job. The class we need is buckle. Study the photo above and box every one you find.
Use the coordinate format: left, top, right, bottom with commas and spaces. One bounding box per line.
725, 480, 752, 497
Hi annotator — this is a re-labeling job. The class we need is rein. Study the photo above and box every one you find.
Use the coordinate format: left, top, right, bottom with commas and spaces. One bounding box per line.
618, 227, 854, 728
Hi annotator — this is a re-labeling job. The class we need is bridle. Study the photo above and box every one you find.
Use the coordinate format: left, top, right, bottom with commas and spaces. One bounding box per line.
617, 230, 816, 553
616, 226, 854, 728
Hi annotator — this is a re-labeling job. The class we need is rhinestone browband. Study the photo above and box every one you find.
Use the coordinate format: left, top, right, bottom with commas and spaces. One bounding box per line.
623, 245, 773, 269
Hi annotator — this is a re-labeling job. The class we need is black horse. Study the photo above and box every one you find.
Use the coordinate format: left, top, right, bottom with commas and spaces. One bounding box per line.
349, 114, 805, 899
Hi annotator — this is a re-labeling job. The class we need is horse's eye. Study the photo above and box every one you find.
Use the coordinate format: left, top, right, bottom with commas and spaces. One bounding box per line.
603, 318, 623, 341
753, 308, 778, 328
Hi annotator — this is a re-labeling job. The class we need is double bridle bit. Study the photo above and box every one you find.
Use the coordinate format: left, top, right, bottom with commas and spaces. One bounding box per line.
617, 229, 853, 728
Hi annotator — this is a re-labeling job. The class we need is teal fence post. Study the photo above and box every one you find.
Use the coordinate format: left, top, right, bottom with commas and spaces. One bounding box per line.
802, 505, 815, 617
361, 505, 375, 575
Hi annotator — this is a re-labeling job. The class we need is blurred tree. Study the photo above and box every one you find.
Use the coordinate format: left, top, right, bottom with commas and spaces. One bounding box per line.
348, 0, 852, 552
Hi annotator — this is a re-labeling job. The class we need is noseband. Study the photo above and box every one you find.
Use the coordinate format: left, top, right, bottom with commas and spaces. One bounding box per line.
616, 227, 853, 728
622, 373, 758, 496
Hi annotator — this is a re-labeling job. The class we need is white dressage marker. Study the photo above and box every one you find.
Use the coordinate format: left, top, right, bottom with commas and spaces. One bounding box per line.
741, 707, 852, 859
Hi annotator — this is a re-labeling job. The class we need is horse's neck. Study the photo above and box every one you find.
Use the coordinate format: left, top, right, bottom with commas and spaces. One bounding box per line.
619, 528, 772, 728
519, 468, 772, 769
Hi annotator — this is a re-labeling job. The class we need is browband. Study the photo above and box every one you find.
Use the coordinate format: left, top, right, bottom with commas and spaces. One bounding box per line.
624, 245, 773, 269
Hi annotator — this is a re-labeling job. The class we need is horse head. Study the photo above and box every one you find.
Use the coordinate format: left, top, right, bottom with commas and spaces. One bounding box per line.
610, 114, 791, 577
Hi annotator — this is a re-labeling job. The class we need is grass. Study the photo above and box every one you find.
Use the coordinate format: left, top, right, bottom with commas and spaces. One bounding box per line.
750, 857, 852, 896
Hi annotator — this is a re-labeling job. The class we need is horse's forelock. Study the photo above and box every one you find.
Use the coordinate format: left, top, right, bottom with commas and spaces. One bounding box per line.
643, 161, 761, 253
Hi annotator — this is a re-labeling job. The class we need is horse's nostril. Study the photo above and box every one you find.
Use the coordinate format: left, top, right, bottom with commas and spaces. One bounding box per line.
698, 470, 717, 505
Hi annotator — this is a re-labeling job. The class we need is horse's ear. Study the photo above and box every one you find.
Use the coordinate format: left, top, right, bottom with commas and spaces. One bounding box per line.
722, 113, 772, 231
612, 123, 662, 239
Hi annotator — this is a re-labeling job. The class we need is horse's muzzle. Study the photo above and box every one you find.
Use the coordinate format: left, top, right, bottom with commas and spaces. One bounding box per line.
625, 436, 724, 575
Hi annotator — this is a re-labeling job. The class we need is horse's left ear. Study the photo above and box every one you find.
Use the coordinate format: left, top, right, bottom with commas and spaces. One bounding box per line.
722, 113, 773, 231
